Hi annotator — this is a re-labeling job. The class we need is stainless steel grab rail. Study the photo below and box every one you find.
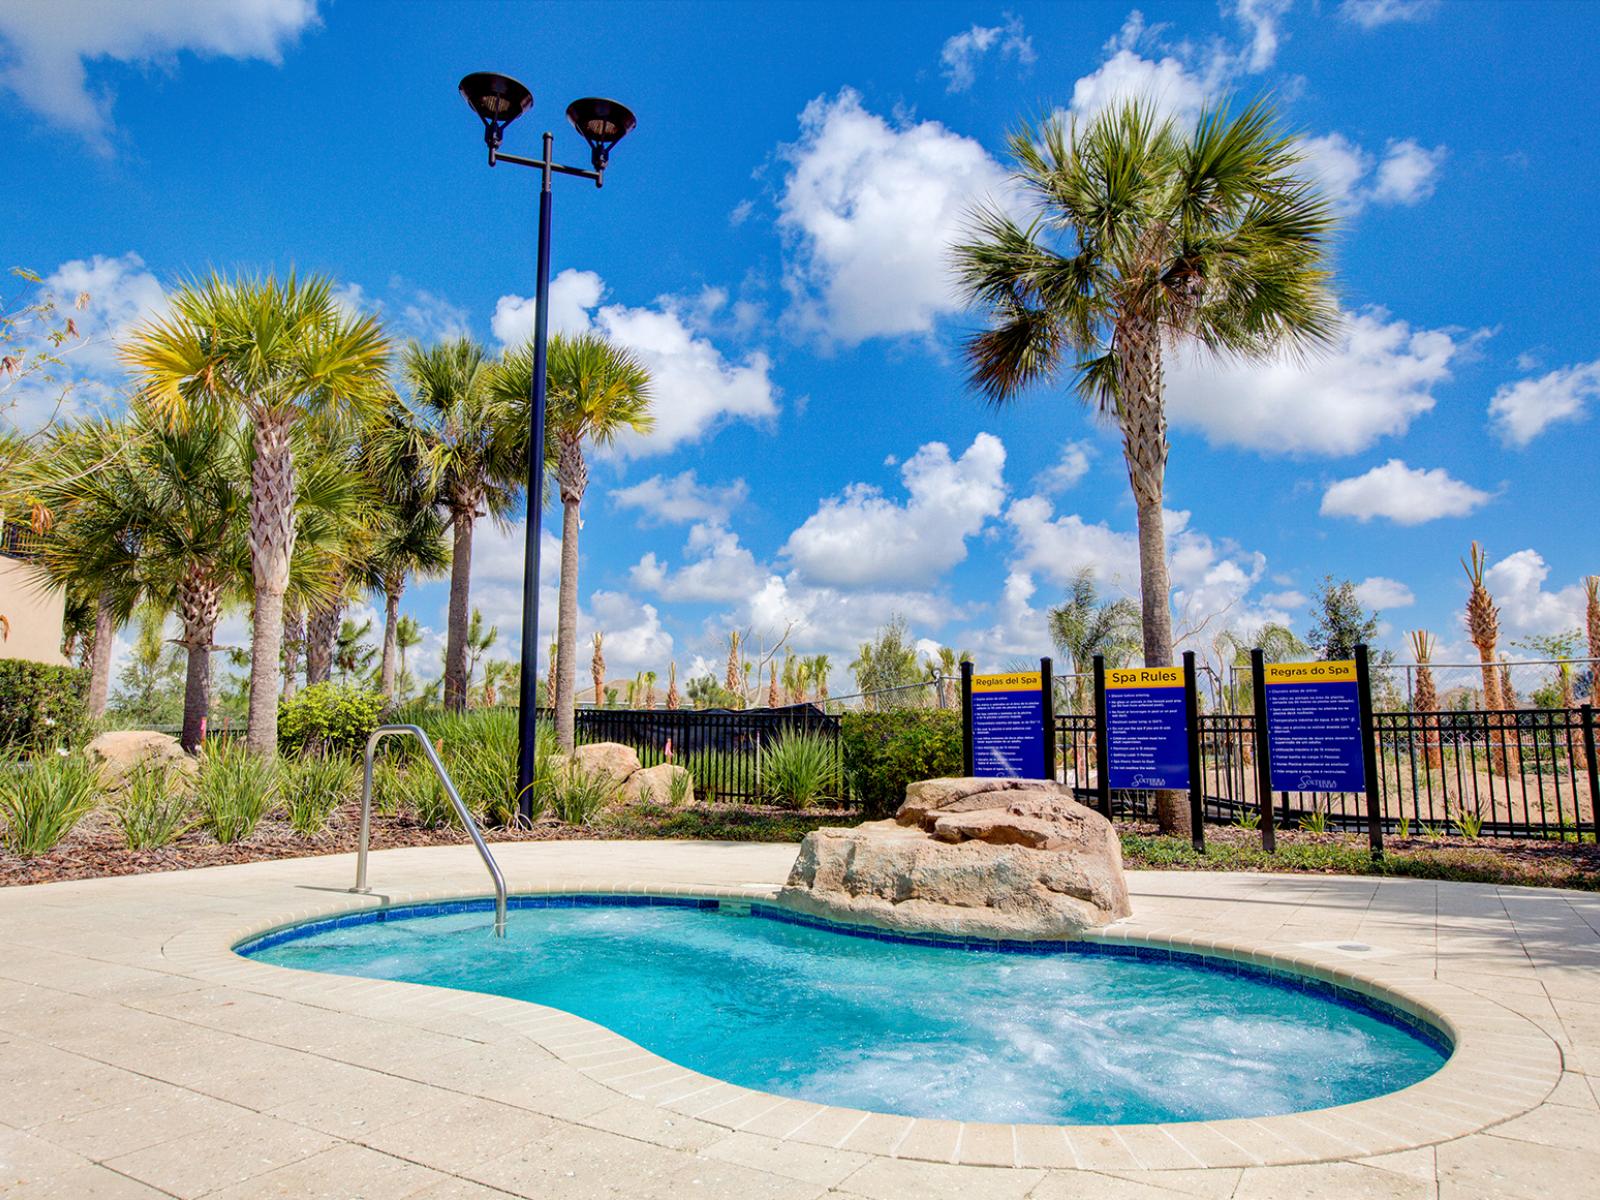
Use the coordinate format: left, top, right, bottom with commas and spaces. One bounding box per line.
353, 724, 507, 937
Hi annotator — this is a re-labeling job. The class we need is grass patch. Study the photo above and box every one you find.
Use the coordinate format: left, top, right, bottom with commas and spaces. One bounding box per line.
0, 752, 99, 857
280, 754, 358, 837
196, 742, 278, 844
113, 765, 195, 849
597, 802, 852, 843
1121, 833, 1600, 891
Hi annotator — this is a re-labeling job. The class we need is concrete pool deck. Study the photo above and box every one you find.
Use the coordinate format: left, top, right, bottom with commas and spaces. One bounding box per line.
0, 842, 1596, 1198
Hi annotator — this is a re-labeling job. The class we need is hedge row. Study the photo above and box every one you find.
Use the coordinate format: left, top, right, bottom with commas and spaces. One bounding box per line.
0, 661, 89, 753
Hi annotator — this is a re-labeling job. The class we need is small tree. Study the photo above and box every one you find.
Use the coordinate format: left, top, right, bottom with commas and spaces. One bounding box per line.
1307, 577, 1381, 661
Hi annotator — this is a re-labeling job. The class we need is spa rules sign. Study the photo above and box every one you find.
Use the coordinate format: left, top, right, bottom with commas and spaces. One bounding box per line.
1263, 660, 1366, 793
969, 671, 1048, 778
1104, 666, 1191, 790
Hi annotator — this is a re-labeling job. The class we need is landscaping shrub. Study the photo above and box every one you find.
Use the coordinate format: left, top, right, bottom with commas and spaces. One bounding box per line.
277, 683, 387, 759
0, 661, 89, 754
281, 754, 358, 836
551, 765, 611, 825
841, 710, 962, 818
113, 764, 194, 849
196, 741, 278, 843
760, 728, 842, 810
398, 765, 457, 829
0, 750, 99, 856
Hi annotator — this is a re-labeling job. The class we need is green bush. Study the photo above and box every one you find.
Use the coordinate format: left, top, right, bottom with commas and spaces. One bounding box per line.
278, 683, 387, 759
398, 764, 457, 829
0, 661, 89, 754
197, 741, 278, 843
551, 765, 611, 825
841, 710, 962, 818
113, 764, 194, 850
281, 754, 358, 836
760, 729, 842, 810
0, 750, 99, 856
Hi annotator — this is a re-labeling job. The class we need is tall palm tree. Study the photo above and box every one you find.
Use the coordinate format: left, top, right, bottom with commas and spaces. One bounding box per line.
123, 272, 389, 754
1408, 630, 1442, 771
1586, 576, 1600, 708
1047, 569, 1140, 715
396, 339, 522, 712
591, 631, 606, 707
810, 654, 832, 705
955, 99, 1335, 832
500, 332, 653, 751
955, 99, 1335, 670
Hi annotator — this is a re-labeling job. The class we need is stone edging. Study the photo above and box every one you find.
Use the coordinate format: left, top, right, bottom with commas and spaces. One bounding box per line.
163, 884, 1563, 1172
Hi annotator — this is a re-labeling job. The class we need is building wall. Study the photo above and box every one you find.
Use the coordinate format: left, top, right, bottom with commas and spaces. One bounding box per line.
0, 556, 69, 666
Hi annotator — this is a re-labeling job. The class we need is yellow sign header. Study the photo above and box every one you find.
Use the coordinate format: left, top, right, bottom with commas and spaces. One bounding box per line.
1105, 666, 1185, 690
1264, 659, 1357, 685
972, 671, 1042, 694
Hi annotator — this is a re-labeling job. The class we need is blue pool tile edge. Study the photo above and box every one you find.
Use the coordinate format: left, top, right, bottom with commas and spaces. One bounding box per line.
234, 892, 1452, 1058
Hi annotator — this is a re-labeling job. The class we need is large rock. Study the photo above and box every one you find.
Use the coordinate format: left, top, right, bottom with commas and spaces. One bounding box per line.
778, 776, 1130, 940
560, 742, 641, 788
85, 730, 197, 792
621, 762, 694, 805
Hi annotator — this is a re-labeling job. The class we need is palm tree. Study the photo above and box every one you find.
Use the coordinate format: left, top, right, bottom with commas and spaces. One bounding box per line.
954, 99, 1335, 673
810, 654, 832, 706
591, 631, 606, 707
1408, 630, 1442, 771
397, 338, 522, 712
1047, 570, 1140, 715
501, 331, 653, 751
1586, 577, 1600, 708
724, 631, 743, 709
643, 669, 657, 710
395, 614, 422, 701
1463, 541, 1513, 774
666, 660, 680, 710
123, 272, 389, 754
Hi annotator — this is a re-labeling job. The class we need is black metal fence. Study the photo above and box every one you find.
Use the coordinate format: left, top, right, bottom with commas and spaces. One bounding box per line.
1055, 705, 1600, 840
571, 704, 841, 804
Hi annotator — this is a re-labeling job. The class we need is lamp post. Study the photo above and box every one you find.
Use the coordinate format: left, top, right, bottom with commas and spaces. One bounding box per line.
458, 72, 637, 819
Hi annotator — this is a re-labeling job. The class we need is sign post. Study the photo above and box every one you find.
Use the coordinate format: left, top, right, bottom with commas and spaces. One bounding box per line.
1249, 649, 1275, 853
1182, 649, 1204, 853
962, 665, 1050, 779
1092, 655, 1111, 818
1354, 643, 1384, 860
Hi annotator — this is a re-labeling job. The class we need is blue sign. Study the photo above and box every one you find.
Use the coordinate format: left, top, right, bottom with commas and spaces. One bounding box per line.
1104, 666, 1190, 790
970, 672, 1047, 778
1264, 660, 1367, 793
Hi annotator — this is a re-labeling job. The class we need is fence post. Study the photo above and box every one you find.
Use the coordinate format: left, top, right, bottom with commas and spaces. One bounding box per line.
960, 660, 975, 777
1355, 643, 1385, 860
1093, 654, 1111, 820
1582, 704, 1600, 847
1183, 649, 1204, 853
1040, 657, 1057, 783
1250, 649, 1275, 853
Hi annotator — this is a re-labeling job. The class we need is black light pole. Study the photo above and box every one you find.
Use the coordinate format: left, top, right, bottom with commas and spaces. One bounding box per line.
458, 74, 637, 819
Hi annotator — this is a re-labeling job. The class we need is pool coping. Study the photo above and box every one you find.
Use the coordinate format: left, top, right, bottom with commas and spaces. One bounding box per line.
167, 881, 1565, 1172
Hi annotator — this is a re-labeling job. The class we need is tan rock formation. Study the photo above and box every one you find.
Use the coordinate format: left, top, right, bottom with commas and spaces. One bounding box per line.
779, 776, 1131, 939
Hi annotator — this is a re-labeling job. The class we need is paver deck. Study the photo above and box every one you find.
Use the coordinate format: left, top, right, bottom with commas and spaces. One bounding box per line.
1, 840, 1597, 1198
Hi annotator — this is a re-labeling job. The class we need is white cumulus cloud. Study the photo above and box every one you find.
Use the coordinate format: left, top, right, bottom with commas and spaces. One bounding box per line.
939, 14, 1035, 93
1488, 357, 1600, 446
776, 88, 1015, 344
493, 271, 778, 456
610, 471, 748, 527
1301, 134, 1446, 213
1483, 549, 1588, 639
1320, 459, 1491, 525
1034, 440, 1094, 493
782, 433, 1007, 587
0, 0, 318, 149
1353, 576, 1416, 610
1167, 306, 1471, 456
1340, 0, 1438, 29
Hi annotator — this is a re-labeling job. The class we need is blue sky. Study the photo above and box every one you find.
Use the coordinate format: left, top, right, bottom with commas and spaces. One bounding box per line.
4, 0, 1598, 693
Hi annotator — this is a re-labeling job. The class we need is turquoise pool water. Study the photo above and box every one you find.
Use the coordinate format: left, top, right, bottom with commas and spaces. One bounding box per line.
240, 897, 1449, 1125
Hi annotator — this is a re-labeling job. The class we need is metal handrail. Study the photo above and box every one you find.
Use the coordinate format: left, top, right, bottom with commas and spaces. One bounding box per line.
353, 724, 507, 937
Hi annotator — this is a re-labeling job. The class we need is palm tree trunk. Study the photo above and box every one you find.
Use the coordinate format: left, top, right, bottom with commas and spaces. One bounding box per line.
246, 410, 296, 757
305, 601, 339, 685
1118, 317, 1185, 836
86, 590, 115, 718
177, 565, 220, 753
281, 607, 302, 698
443, 506, 474, 712
555, 496, 582, 752
380, 580, 401, 701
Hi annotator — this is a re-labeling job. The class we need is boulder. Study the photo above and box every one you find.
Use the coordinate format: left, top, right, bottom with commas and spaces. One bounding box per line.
85, 730, 197, 792
778, 776, 1130, 940
568, 742, 642, 788
622, 763, 694, 805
